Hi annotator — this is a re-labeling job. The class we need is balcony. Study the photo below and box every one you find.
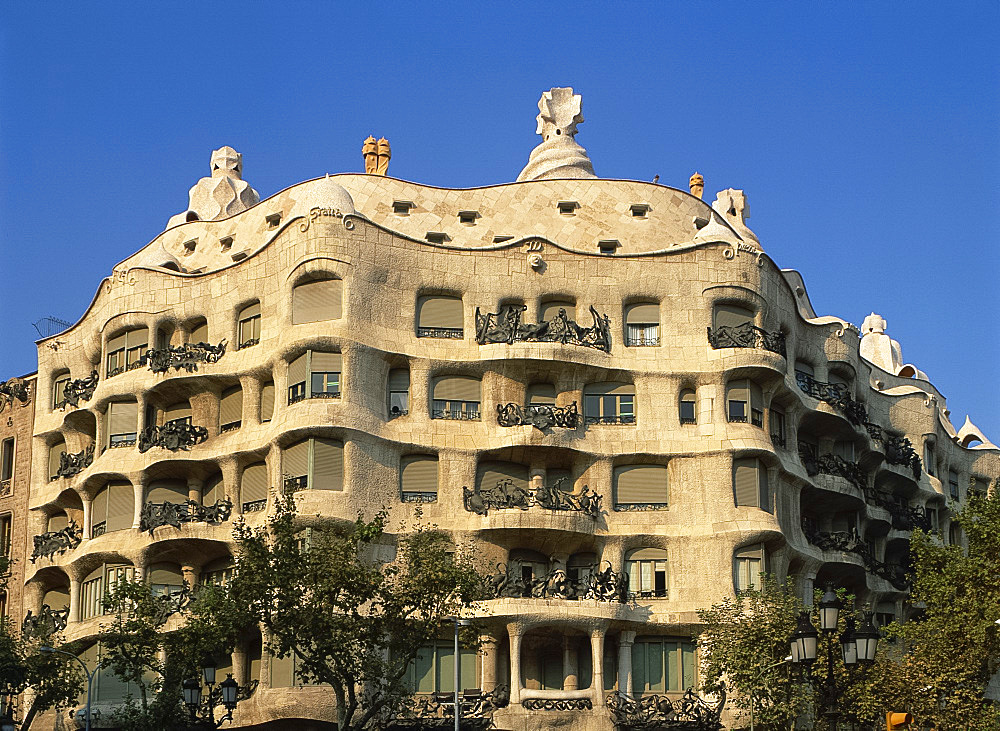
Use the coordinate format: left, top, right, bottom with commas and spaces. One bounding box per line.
496, 402, 580, 430
584, 414, 635, 426
463, 479, 601, 517
607, 690, 726, 729
489, 561, 628, 603
242, 498, 267, 513
417, 326, 463, 339
798, 443, 868, 493
432, 408, 480, 421
30, 521, 82, 563
145, 340, 227, 374
401, 491, 437, 504
801, 517, 909, 590
795, 372, 867, 426
54, 370, 99, 410
55, 445, 95, 479
707, 322, 786, 357
864, 424, 922, 478
387, 687, 509, 730
474, 304, 612, 353
22, 604, 69, 637
139, 498, 233, 535
137, 422, 209, 453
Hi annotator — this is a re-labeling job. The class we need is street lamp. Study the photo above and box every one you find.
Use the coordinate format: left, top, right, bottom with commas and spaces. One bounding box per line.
182, 657, 241, 728
448, 617, 472, 731
39, 646, 99, 731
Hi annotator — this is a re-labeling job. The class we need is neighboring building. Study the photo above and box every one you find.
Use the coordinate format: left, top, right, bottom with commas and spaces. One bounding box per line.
0, 374, 35, 632
20, 88, 1000, 730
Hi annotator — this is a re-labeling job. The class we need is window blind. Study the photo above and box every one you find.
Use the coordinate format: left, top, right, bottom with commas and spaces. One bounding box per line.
527, 384, 556, 404
108, 401, 138, 435
220, 386, 243, 425
292, 279, 342, 324
312, 438, 344, 491
147, 479, 188, 504
241, 463, 268, 503
478, 461, 529, 493
625, 303, 659, 324
733, 458, 760, 507
616, 465, 668, 504
310, 351, 342, 372
713, 304, 753, 329
203, 475, 225, 504
106, 481, 134, 532
418, 296, 463, 328
48, 513, 69, 532
260, 383, 275, 421
288, 354, 307, 384
540, 301, 575, 321
190, 322, 208, 343
283, 441, 309, 480
48, 442, 64, 478
401, 456, 438, 495
432, 376, 480, 401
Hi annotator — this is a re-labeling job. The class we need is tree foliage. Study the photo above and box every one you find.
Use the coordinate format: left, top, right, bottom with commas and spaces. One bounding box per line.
206, 497, 487, 731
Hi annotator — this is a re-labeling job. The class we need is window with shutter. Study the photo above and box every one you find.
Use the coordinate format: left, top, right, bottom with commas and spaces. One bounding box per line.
726, 379, 762, 426
238, 303, 262, 349
282, 440, 310, 491
124, 328, 149, 371
292, 279, 343, 324
388, 369, 410, 417
583, 383, 636, 425
626, 548, 668, 598
401, 455, 438, 502
288, 354, 307, 404
189, 321, 209, 344
0, 439, 13, 482
417, 296, 464, 338
203, 475, 225, 505
81, 565, 104, 619
733, 544, 766, 592
478, 461, 529, 495
431, 376, 481, 420
625, 303, 660, 346
147, 479, 187, 504
770, 409, 786, 447
309, 352, 342, 399
679, 389, 696, 425
312, 438, 344, 491
260, 382, 275, 422
0, 515, 10, 557
163, 402, 192, 426
948, 470, 960, 499
48, 441, 65, 480
733, 457, 767, 509
147, 563, 185, 597
107, 402, 138, 447
220, 386, 243, 431
106, 333, 126, 377
631, 638, 696, 694
241, 463, 269, 512
47, 512, 69, 532
540, 300, 575, 322
527, 384, 556, 405
614, 465, 668, 508
713, 304, 754, 331
53, 373, 69, 408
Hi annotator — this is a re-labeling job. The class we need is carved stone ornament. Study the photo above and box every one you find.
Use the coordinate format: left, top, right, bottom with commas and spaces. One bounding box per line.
463, 477, 601, 517
517, 87, 596, 182
139, 498, 233, 535
56, 371, 99, 409
0, 377, 31, 413
475, 304, 612, 352
606, 687, 726, 730
30, 520, 83, 563
146, 340, 226, 374
138, 422, 209, 453
167, 146, 260, 228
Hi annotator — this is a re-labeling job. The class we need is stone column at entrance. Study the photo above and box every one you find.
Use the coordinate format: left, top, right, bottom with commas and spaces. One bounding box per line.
563, 635, 578, 690
590, 626, 607, 707
480, 634, 499, 691
507, 625, 524, 704
617, 630, 636, 696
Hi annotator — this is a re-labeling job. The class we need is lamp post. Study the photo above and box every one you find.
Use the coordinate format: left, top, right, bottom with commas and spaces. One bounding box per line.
182, 658, 241, 729
789, 585, 879, 727
39, 646, 99, 731
449, 617, 472, 731
749, 655, 792, 731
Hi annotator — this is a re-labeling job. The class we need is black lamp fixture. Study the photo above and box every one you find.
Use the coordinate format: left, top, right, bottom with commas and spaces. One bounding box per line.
182, 657, 242, 729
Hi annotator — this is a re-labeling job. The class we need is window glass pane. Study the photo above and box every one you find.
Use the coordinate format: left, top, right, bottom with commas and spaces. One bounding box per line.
666, 643, 679, 691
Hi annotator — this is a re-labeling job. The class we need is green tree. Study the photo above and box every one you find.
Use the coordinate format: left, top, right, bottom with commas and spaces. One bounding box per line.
206, 498, 486, 731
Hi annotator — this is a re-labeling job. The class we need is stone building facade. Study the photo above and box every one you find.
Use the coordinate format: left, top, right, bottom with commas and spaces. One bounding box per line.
19, 89, 1000, 730
0, 374, 35, 632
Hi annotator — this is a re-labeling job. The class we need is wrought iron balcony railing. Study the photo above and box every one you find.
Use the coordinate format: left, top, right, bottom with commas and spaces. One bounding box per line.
385, 686, 509, 730
107, 435, 137, 450
238, 337, 260, 350
145, 340, 227, 374
489, 561, 628, 603
585, 414, 636, 425
795, 372, 868, 426
496, 402, 580, 429
432, 409, 480, 421
55, 445, 94, 479
798, 443, 869, 493
606, 689, 726, 730
0, 377, 30, 410
613, 502, 669, 512
708, 321, 786, 357
139, 498, 233, 535
401, 491, 437, 503
54, 370, 99, 410
417, 326, 464, 339
138, 422, 209, 453
220, 421, 241, 433
91, 521, 106, 537
283, 475, 308, 492
30, 520, 82, 563
625, 333, 660, 347
801, 517, 909, 590
463, 478, 601, 517
864, 423, 922, 478
22, 604, 69, 637
523, 698, 593, 711
242, 499, 267, 513
475, 304, 613, 352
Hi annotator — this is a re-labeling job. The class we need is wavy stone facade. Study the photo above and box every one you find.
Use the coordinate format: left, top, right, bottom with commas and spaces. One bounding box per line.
21, 97, 1000, 730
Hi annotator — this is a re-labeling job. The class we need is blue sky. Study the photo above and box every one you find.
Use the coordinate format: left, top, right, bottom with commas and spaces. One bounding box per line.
1, 1, 997, 439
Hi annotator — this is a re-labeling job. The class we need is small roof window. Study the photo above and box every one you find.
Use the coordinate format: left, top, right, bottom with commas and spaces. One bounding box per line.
630, 204, 651, 218
393, 200, 415, 215
265, 212, 282, 229
425, 232, 450, 244
219, 236, 234, 251
493, 235, 514, 243
182, 238, 198, 254
598, 240, 620, 255
557, 200, 579, 215
458, 210, 480, 225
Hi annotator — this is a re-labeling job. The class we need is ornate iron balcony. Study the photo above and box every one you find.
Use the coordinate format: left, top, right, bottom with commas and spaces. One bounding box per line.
795, 372, 868, 426
139, 498, 233, 535
863, 491, 931, 532
798, 443, 869, 493
55, 445, 94, 479
864, 423, 922, 478
708, 322, 786, 357
613, 502, 669, 512
475, 304, 612, 352
242, 499, 267, 513
496, 402, 580, 429
107, 435, 137, 449
30, 520, 82, 563
22, 604, 69, 637
92, 521, 106, 537
606, 689, 726, 730
523, 698, 593, 711
55, 370, 98, 410
585, 414, 636, 425
309, 390, 341, 400
238, 337, 260, 350
771, 433, 787, 448
385, 686, 509, 730
0, 377, 30, 411
432, 409, 480, 421
463, 478, 601, 517
146, 340, 227, 374
402, 491, 437, 503
138, 422, 209, 453
625, 332, 660, 347
801, 516, 910, 590
489, 560, 628, 603
417, 326, 464, 339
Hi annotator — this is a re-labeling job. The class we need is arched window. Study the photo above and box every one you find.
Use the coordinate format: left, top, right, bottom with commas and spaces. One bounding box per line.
237, 303, 261, 349
626, 548, 668, 598
625, 303, 660, 347
614, 465, 668, 509
726, 379, 763, 426
526, 384, 556, 406
48, 439, 65, 481
431, 376, 481, 420
162, 401, 192, 427
220, 386, 243, 432
241, 462, 268, 512
733, 544, 767, 592
584, 383, 636, 425
282, 438, 344, 492
106, 328, 148, 378
189, 319, 209, 344
679, 389, 696, 425
388, 368, 410, 417
52, 371, 70, 409
733, 457, 770, 511
91, 481, 134, 536
948, 470, 960, 499
401, 455, 438, 503
105, 401, 138, 448
540, 299, 576, 322
417, 295, 463, 338
292, 277, 343, 324
713, 303, 754, 332
260, 381, 275, 422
